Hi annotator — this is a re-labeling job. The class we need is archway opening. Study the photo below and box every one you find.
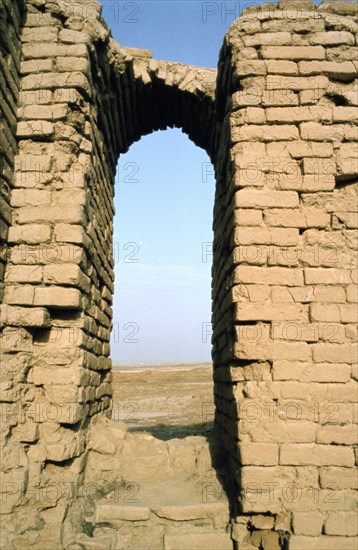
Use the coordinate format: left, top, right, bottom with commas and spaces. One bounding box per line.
110, 128, 215, 436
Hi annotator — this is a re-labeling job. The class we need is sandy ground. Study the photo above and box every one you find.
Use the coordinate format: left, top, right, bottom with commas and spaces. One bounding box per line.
111, 363, 215, 439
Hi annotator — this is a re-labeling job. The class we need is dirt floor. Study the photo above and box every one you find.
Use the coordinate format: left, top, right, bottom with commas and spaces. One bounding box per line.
111, 363, 215, 439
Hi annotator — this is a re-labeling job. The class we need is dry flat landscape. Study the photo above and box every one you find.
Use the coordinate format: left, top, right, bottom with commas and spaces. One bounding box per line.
111, 363, 215, 438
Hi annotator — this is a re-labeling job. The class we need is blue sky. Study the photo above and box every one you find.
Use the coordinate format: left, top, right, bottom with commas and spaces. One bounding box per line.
100, 1, 250, 364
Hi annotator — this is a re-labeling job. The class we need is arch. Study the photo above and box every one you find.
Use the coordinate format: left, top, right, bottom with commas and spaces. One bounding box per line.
110, 127, 215, 365
94, 41, 217, 168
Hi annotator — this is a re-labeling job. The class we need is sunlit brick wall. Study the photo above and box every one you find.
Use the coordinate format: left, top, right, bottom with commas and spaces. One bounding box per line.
212, 1, 358, 548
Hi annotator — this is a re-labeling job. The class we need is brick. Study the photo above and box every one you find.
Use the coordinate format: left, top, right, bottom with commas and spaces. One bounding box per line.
24, 13, 59, 27
234, 168, 265, 187
262, 46, 325, 60
19, 89, 53, 106
244, 32, 292, 47
11, 189, 51, 207
334, 213, 358, 229
0, 305, 50, 327
340, 304, 358, 323
261, 531, 280, 549
232, 245, 267, 265
265, 60, 298, 75
300, 122, 347, 141
9, 244, 85, 266
152, 503, 228, 521
43, 264, 90, 291
243, 418, 317, 445
21, 73, 90, 95
327, 45, 358, 62
270, 173, 303, 191
32, 366, 87, 387
346, 285, 358, 303
59, 29, 88, 44
233, 227, 299, 246
234, 333, 310, 362
272, 361, 351, 382
289, 536, 358, 550
232, 124, 299, 142
317, 426, 358, 446
336, 143, 358, 178
293, 511, 325, 536
19, 104, 67, 121
8, 224, 51, 244
262, 19, 324, 34
264, 209, 329, 228
232, 90, 261, 108
233, 323, 268, 361
5, 265, 42, 284
325, 512, 358, 537
280, 444, 354, 466
56, 57, 89, 73
21, 26, 58, 43
15, 154, 52, 173
300, 175, 335, 192
21, 59, 53, 74
287, 142, 334, 159
240, 465, 318, 495
312, 344, 357, 363
17, 206, 85, 225
250, 515, 275, 530
266, 106, 332, 123
22, 43, 87, 59
235, 266, 303, 286
262, 89, 299, 106
242, 107, 266, 124
54, 224, 89, 246
278, 0, 313, 6
320, 468, 358, 490
234, 60, 267, 77
232, 285, 271, 303
96, 504, 151, 522
310, 304, 340, 322
333, 107, 358, 124
235, 209, 263, 226
304, 269, 352, 285
266, 247, 300, 266
272, 286, 295, 302
5, 285, 35, 305
33, 287, 82, 309
303, 158, 336, 176
299, 88, 325, 105
164, 533, 232, 550
235, 189, 299, 209
239, 442, 278, 465
271, 322, 319, 342
17, 121, 54, 138
271, 342, 311, 361
309, 32, 355, 46
45, 384, 82, 403
236, 303, 304, 321
0, 327, 33, 353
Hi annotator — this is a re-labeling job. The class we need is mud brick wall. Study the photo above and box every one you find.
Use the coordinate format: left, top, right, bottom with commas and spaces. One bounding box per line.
0, 0, 357, 548
0, 0, 25, 300
0, 0, 217, 547
212, 0, 358, 548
